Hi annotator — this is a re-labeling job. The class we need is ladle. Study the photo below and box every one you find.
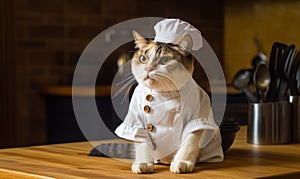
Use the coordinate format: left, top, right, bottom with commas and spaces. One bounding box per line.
232, 69, 257, 103
253, 63, 270, 102
252, 37, 267, 68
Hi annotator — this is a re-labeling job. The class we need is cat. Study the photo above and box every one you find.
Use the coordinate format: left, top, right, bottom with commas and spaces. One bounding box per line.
90, 30, 224, 174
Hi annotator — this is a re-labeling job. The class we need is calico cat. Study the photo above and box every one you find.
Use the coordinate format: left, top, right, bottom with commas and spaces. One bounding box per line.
90, 19, 224, 174
110, 30, 224, 174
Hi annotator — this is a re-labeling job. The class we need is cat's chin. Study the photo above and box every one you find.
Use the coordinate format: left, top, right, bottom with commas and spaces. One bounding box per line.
143, 76, 154, 82
139, 74, 178, 92
142, 79, 159, 90
142, 81, 177, 92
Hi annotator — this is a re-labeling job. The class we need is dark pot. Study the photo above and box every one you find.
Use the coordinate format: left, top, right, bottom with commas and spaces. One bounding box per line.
220, 121, 240, 152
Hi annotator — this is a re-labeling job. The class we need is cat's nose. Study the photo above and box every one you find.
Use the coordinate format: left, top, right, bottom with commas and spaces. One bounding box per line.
145, 66, 154, 73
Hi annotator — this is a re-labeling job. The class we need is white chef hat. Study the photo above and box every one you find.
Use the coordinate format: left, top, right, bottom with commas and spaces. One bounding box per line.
153, 18, 203, 51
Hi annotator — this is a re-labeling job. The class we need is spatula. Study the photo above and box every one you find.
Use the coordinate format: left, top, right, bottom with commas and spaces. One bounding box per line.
286, 48, 299, 96
277, 44, 296, 101
267, 42, 288, 102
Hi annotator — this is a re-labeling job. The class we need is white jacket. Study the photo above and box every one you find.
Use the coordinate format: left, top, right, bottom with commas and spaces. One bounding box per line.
115, 78, 224, 163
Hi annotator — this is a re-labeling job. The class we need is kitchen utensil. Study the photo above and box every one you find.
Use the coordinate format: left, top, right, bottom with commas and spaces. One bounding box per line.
289, 50, 300, 96
219, 120, 240, 152
232, 69, 257, 103
253, 63, 270, 102
297, 61, 300, 95
289, 96, 300, 143
276, 44, 295, 101
296, 54, 300, 94
267, 42, 288, 102
252, 37, 267, 68
248, 102, 291, 144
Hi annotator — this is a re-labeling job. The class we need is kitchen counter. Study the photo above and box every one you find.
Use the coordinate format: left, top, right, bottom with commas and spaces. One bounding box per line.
42, 85, 112, 97
0, 126, 299, 178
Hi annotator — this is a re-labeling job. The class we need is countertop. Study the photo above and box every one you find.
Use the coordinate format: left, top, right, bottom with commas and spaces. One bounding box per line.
1, 126, 299, 178
42, 85, 112, 97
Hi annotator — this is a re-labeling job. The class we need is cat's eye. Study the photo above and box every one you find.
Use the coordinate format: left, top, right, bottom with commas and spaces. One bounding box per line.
139, 55, 148, 64
160, 56, 171, 65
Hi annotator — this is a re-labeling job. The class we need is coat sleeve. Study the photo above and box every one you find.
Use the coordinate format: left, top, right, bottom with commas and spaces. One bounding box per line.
114, 85, 148, 143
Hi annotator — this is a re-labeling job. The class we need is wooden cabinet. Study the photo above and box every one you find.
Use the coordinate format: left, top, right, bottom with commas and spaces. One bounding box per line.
44, 86, 123, 144
0, 0, 16, 148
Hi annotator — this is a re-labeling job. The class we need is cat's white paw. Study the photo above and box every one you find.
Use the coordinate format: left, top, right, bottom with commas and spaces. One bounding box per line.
132, 162, 154, 174
170, 160, 195, 174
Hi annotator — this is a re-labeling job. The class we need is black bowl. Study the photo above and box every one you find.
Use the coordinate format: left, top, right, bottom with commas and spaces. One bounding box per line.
219, 121, 240, 152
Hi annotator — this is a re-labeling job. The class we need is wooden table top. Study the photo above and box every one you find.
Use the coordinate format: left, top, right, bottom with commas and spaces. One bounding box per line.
0, 126, 300, 178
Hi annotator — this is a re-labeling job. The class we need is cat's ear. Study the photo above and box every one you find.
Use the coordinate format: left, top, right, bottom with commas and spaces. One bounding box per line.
177, 35, 193, 53
132, 31, 147, 49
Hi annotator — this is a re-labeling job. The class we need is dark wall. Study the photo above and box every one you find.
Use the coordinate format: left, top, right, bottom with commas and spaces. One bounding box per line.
1, 0, 224, 147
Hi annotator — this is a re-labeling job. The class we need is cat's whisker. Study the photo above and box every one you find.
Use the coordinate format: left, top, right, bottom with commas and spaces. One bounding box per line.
116, 74, 135, 86
113, 79, 135, 96
152, 74, 176, 91
135, 74, 147, 82
112, 73, 137, 102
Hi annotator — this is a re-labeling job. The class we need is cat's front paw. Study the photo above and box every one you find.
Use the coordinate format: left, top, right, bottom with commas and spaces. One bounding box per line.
132, 162, 154, 174
170, 160, 195, 174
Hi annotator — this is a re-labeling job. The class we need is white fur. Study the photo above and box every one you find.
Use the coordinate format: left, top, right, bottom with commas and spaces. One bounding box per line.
132, 143, 154, 173
132, 131, 202, 174
170, 130, 202, 173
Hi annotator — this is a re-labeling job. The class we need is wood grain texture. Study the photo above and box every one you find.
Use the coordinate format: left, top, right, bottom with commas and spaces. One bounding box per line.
42, 85, 112, 97
0, 126, 300, 178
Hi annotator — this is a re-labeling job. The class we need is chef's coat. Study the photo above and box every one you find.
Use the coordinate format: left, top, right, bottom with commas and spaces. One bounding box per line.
115, 78, 224, 163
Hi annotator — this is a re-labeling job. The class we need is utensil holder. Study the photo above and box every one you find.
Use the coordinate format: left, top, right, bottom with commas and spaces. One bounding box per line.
247, 102, 291, 144
289, 96, 300, 143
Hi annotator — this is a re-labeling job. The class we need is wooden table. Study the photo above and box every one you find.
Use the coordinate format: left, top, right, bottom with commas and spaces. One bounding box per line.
0, 126, 299, 178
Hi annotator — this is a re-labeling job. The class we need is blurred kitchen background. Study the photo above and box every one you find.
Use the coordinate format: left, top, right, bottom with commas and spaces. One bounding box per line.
1, 0, 300, 148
